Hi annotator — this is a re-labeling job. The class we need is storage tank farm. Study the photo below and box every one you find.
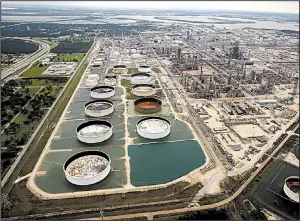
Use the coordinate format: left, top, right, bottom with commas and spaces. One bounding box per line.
136, 116, 171, 139
63, 150, 111, 186
64, 48, 117, 186
283, 176, 299, 203
131, 84, 156, 97
90, 86, 116, 99
131, 72, 152, 84
84, 100, 114, 117
134, 97, 162, 114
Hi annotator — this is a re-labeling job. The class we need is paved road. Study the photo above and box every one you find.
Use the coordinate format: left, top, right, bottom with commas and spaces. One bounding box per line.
1, 38, 50, 82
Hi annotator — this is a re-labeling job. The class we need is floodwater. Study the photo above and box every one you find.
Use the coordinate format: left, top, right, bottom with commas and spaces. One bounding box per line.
2, 15, 298, 31
34, 65, 128, 193
252, 162, 299, 219
129, 140, 206, 186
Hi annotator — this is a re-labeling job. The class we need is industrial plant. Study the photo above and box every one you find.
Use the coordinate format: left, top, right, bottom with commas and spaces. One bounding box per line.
2, 4, 299, 221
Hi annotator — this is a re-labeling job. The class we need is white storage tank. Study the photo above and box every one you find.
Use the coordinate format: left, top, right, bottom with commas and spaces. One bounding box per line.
138, 65, 151, 73
84, 100, 114, 117
131, 84, 156, 97
283, 176, 299, 203
87, 74, 100, 81
112, 65, 128, 74
86, 78, 98, 87
131, 73, 152, 84
90, 86, 116, 99
76, 120, 113, 144
104, 78, 117, 86
63, 150, 111, 186
136, 117, 171, 139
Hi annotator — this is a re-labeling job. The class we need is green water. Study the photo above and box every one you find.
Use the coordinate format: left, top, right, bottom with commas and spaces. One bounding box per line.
129, 140, 206, 187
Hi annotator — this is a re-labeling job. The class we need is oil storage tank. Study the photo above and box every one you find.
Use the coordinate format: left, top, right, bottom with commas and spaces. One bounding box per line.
134, 97, 162, 114
86, 74, 99, 87
112, 65, 128, 74
63, 150, 111, 186
104, 73, 117, 86
131, 73, 152, 84
136, 116, 171, 139
76, 120, 113, 143
283, 176, 299, 203
90, 86, 115, 99
131, 84, 156, 97
138, 65, 151, 73
85, 100, 114, 117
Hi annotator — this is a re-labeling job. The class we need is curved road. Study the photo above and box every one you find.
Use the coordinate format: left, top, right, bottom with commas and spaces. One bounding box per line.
1, 37, 50, 82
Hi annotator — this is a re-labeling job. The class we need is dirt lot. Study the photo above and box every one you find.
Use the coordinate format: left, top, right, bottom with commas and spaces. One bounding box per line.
2, 179, 202, 218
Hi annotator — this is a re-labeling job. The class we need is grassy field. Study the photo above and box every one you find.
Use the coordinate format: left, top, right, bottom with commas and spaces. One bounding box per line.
130, 68, 139, 74
18, 87, 41, 97
52, 53, 85, 62
49, 41, 58, 49
152, 67, 162, 73
22, 64, 49, 77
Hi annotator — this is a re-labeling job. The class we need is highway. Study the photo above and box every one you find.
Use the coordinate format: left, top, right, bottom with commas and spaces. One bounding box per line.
1, 38, 50, 82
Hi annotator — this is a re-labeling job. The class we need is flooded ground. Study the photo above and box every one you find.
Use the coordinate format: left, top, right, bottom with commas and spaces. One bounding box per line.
33, 58, 206, 195
129, 140, 206, 186
250, 161, 299, 220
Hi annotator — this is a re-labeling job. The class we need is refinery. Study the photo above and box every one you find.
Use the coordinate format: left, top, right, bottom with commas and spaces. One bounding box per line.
2, 4, 299, 220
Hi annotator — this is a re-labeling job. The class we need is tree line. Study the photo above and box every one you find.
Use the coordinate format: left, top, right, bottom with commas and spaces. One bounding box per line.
1, 38, 38, 54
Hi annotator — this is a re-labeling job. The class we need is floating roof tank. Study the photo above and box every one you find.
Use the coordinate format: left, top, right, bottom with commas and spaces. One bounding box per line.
283, 176, 299, 203
131, 72, 152, 84
90, 86, 115, 99
131, 84, 156, 97
138, 65, 151, 73
84, 100, 114, 117
136, 116, 171, 139
76, 120, 113, 144
134, 97, 162, 114
63, 150, 111, 186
